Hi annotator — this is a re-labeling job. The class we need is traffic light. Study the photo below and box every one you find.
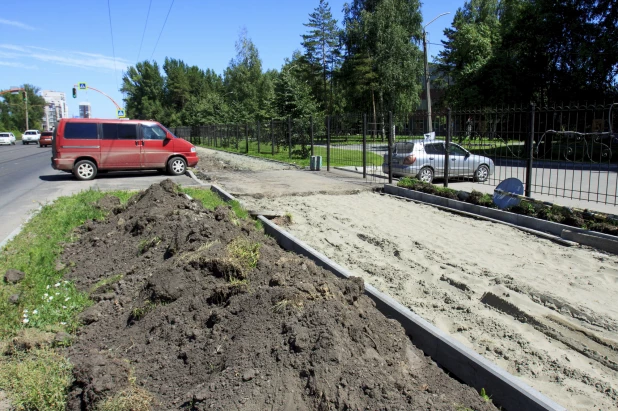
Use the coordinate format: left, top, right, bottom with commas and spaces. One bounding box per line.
72, 87, 77, 98
22, 91, 26, 101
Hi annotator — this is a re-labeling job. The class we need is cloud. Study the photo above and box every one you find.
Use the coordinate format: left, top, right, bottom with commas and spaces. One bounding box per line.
0, 18, 35, 30
0, 44, 129, 72
0, 61, 37, 69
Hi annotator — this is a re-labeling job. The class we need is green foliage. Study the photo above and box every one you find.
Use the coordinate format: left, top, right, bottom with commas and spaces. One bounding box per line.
90, 274, 124, 294
439, 0, 618, 105
0, 190, 132, 338
342, 0, 424, 113
0, 84, 47, 132
0, 348, 72, 411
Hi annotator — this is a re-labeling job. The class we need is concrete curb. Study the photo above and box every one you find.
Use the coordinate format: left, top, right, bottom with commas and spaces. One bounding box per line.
257, 215, 565, 411
384, 184, 618, 255
382, 192, 576, 246
185, 169, 209, 186
205, 185, 565, 410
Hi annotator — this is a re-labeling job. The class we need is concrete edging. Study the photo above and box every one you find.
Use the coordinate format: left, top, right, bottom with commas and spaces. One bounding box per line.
204, 184, 564, 410
384, 184, 618, 254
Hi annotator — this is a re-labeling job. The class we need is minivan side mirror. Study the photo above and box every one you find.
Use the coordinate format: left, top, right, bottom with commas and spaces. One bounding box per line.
165, 133, 172, 140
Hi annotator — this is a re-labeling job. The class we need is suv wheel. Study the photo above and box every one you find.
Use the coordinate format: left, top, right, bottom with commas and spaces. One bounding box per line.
418, 167, 434, 183
74, 160, 97, 181
167, 157, 187, 176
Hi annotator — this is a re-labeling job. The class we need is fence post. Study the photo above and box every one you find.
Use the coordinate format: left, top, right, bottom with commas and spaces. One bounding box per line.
236, 124, 239, 151
310, 115, 314, 157
327, 116, 331, 171
245, 123, 249, 154
388, 111, 393, 184
288, 117, 292, 158
444, 108, 451, 188
525, 103, 535, 197
363, 113, 367, 179
257, 121, 260, 154
271, 119, 275, 156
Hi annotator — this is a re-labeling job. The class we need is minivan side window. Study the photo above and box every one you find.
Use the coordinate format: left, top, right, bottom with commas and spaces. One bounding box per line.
141, 124, 167, 140
102, 124, 118, 139
64, 123, 98, 139
118, 124, 138, 140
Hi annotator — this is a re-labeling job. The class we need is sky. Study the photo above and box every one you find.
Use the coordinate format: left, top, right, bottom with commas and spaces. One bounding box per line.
0, 0, 460, 119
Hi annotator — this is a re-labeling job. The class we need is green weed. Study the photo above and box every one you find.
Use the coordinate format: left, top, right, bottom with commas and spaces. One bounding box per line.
90, 274, 124, 294
96, 371, 154, 411
480, 387, 491, 402
137, 237, 161, 255
0, 348, 72, 411
227, 237, 261, 274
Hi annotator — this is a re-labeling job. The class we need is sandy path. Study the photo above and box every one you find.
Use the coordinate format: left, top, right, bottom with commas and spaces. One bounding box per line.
241, 191, 618, 411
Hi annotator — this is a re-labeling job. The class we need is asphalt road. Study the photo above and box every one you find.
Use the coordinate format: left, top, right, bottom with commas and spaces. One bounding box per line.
0, 143, 198, 244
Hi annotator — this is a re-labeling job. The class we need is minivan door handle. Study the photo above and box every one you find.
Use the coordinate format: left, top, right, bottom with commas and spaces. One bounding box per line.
135, 140, 139, 146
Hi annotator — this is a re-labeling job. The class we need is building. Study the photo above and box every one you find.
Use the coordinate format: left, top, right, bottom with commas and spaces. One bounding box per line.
79, 102, 91, 119
40, 90, 69, 131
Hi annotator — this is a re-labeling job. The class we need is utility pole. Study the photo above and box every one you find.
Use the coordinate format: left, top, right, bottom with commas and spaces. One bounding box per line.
422, 12, 450, 134
24, 90, 29, 130
423, 31, 431, 133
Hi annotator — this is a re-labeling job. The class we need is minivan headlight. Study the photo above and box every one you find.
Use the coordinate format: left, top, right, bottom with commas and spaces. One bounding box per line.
190, 147, 196, 153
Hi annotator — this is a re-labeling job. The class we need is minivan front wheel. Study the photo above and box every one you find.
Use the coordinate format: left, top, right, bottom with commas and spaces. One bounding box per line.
168, 157, 187, 176
74, 160, 97, 181
418, 167, 434, 183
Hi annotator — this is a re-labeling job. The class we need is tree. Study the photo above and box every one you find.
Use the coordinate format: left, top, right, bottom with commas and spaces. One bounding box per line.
121, 61, 165, 120
224, 29, 270, 123
0, 84, 46, 131
274, 60, 319, 119
301, 0, 342, 113
342, 0, 424, 115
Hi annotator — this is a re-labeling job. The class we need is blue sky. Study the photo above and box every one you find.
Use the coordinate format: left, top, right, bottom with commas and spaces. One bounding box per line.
1, 0, 459, 119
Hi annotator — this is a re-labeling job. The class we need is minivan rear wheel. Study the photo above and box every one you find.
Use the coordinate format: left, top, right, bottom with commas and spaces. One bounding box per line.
74, 160, 97, 181
167, 157, 187, 176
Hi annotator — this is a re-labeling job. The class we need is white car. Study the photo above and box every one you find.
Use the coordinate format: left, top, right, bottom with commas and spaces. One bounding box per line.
0, 132, 16, 145
22, 129, 41, 145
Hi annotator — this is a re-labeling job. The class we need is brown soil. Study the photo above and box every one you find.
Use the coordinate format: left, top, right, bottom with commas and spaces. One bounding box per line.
61, 180, 496, 411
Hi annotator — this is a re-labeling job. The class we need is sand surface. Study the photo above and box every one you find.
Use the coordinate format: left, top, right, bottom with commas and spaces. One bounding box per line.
240, 191, 618, 411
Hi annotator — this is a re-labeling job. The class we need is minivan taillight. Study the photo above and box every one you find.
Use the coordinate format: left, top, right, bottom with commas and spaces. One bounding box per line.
403, 155, 416, 165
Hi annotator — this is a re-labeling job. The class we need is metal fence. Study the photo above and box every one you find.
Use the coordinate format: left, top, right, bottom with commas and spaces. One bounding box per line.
170, 102, 618, 205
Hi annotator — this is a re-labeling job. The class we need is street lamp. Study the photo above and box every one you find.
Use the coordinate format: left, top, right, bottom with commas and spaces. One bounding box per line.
423, 12, 450, 133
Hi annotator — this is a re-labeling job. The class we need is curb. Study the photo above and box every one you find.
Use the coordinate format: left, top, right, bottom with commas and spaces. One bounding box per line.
384, 184, 618, 255
207, 186, 565, 410
381, 192, 576, 246
185, 169, 209, 186
257, 215, 565, 411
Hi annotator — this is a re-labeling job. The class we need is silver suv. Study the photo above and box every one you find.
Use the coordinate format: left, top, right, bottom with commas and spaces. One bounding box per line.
383, 140, 495, 183
22, 129, 41, 145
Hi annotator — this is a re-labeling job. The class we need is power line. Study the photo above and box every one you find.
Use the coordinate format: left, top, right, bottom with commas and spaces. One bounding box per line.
107, 0, 119, 91
150, 0, 176, 61
137, 0, 153, 62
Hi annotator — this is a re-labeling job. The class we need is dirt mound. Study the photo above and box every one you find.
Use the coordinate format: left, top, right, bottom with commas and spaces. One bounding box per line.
62, 180, 496, 410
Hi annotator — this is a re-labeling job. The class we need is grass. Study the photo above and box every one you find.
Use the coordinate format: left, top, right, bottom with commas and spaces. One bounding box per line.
137, 236, 161, 255
196, 141, 384, 168
180, 187, 248, 220
0, 189, 134, 338
0, 189, 133, 410
90, 274, 124, 294
0, 348, 72, 411
227, 237, 261, 278
96, 370, 154, 411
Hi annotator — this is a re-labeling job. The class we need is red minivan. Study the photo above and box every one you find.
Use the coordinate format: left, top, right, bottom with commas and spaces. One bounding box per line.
51, 118, 199, 180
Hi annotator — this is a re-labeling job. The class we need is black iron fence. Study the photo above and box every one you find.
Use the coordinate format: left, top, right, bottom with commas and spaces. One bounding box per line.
170, 102, 618, 205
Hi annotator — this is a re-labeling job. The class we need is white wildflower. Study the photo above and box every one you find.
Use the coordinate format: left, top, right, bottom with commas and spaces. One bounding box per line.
65, 297, 70, 302
22, 318, 29, 324
55, 292, 60, 296
60, 322, 66, 325
22, 313, 28, 318
54, 283, 60, 287
48, 296, 53, 301
62, 306, 66, 309
32, 310, 38, 315
23, 309, 28, 313
46, 285, 50, 289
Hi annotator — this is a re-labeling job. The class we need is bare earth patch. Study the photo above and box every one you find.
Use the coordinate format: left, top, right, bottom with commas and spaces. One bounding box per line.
241, 191, 618, 411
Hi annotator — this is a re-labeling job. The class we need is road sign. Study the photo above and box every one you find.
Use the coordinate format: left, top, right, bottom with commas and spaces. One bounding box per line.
117, 108, 126, 118
78, 82, 87, 90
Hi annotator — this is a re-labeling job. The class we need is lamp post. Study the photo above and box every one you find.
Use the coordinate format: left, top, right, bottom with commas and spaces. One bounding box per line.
423, 12, 450, 133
